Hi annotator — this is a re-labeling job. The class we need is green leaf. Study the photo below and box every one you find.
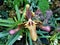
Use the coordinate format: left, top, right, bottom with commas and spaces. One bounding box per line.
56, 18, 60, 20
0, 23, 13, 27
6, 22, 18, 31
13, 0, 20, 7
50, 33, 57, 41
6, 31, 20, 45
0, 44, 4, 45
0, 32, 9, 38
39, 36, 51, 38
38, 0, 49, 13
21, 8, 26, 22
0, 19, 15, 24
37, 30, 48, 36
28, 32, 33, 45
37, 30, 48, 34
15, 5, 21, 21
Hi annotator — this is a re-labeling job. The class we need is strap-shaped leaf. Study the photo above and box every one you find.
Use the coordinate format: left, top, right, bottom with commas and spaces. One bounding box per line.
57, 37, 60, 39
37, 30, 48, 36
28, 32, 33, 45
0, 44, 4, 45
0, 31, 9, 38
13, 0, 20, 7
0, 19, 15, 24
21, 8, 26, 22
0, 23, 13, 27
15, 5, 21, 21
39, 36, 51, 38
56, 18, 60, 20
6, 30, 21, 45
37, 30, 48, 34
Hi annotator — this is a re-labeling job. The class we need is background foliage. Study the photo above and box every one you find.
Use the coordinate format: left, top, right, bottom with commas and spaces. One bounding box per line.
0, 0, 60, 45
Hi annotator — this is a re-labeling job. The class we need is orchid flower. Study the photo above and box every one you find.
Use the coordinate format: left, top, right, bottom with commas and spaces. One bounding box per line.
25, 19, 37, 41
24, 4, 38, 41
24, 4, 51, 41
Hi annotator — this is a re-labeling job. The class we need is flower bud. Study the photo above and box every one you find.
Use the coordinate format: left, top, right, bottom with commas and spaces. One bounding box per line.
9, 26, 20, 35
9, 30, 16, 35
41, 26, 51, 32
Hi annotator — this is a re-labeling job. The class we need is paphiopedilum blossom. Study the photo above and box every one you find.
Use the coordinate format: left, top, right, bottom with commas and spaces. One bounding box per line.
24, 4, 37, 41
24, 4, 51, 41
25, 19, 37, 41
